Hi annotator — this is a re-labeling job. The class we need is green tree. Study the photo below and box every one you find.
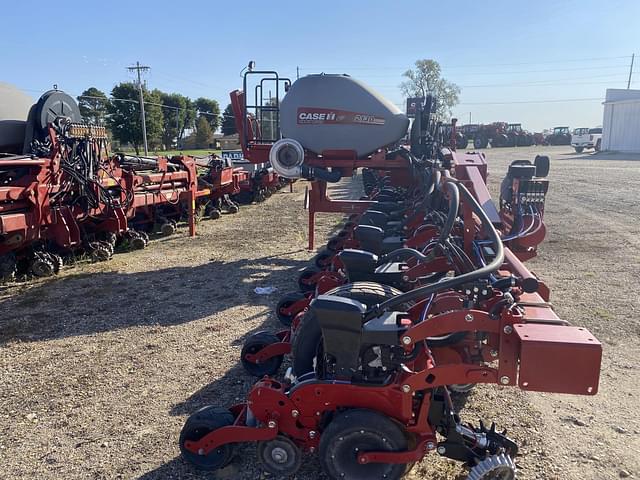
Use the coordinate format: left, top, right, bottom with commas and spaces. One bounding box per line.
400, 59, 460, 119
77, 87, 109, 124
157, 91, 191, 149
259, 97, 278, 141
194, 97, 221, 131
107, 82, 163, 154
194, 116, 213, 148
221, 103, 237, 136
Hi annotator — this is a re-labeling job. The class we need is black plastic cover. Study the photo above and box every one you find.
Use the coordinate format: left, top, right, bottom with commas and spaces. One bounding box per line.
362, 311, 408, 345
354, 225, 384, 254
312, 295, 366, 379
339, 249, 379, 276
359, 210, 388, 228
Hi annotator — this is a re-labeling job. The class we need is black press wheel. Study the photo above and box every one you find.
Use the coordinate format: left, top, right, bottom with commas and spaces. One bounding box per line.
276, 291, 307, 327
297, 266, 320, 293
179, 406, 235, 471
319, 409, 408, 480
240, 331, 284, 376
574, 147, 584, 153
314, 249, 334, 269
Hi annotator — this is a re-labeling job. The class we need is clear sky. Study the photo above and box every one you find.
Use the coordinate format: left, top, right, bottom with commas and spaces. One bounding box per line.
2, 0, 638, 132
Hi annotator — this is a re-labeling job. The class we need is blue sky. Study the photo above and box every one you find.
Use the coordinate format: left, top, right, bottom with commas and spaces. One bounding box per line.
2, 0, 638, 131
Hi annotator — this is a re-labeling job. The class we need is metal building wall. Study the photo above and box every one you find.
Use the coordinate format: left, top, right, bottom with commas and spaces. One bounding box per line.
602, 89, 640, 153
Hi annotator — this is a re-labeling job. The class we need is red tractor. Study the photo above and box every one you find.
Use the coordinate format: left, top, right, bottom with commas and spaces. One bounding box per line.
506, 124, 534, 147
472, 122, 510, 148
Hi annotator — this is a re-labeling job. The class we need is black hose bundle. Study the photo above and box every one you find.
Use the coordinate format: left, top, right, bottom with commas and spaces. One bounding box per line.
53, 129, 132, 213
364, 181, 505, 320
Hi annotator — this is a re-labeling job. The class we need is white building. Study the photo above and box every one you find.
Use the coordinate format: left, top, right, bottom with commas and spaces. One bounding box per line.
601, 89, 640, 153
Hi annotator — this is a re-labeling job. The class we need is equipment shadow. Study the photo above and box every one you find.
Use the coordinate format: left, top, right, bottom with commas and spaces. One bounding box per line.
0, 253, 308, 345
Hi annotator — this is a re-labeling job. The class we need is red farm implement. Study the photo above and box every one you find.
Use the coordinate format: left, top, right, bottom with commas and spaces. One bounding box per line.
178, 66, 602, 480
0, 89, 252, 281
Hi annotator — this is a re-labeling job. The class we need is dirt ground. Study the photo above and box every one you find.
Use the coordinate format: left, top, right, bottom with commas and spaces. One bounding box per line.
0, 146, 638, 479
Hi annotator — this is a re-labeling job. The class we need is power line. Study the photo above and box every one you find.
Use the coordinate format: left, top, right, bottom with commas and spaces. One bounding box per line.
78, 95, 219, 117
370, 73, 629, 89
298, 55, 632, 71
392, 97, 605, 108
352, 64, 631, 79
458, 97, 604, 106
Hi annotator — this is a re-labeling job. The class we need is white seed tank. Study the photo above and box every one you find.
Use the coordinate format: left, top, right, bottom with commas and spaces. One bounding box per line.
279, 74, 409, 157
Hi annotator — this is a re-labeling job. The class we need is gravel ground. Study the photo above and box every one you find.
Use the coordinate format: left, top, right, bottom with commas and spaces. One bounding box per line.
0, 146, 638, 479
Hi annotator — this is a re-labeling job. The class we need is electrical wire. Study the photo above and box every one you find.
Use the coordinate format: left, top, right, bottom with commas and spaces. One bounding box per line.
298, 54, 633, 71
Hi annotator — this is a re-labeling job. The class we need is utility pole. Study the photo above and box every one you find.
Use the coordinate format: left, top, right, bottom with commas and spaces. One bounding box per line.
176, 108, 181, 149
296, 66, 299, 80
469, 112, 472, 124
128, 61, 151, 155
627, 53, 635, 89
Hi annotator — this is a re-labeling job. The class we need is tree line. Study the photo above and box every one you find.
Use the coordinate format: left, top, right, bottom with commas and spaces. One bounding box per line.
77, 84, 238, 153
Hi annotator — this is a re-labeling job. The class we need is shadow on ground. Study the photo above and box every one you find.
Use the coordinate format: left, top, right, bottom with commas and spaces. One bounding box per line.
0, 252, 308, 345
557, 150, 640, 160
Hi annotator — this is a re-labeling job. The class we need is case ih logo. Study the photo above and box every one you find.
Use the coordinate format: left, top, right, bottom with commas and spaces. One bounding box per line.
297, 107, 385, 126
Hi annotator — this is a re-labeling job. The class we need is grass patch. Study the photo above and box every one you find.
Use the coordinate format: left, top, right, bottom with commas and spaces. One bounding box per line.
594, 308, 614, 320
118, 149, 222, 158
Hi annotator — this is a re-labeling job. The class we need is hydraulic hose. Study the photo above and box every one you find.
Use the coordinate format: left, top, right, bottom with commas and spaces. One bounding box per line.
438, 181, 459, 243
379, 247, 428, 264
364, 180, 505, 320
378, 181, 458, 265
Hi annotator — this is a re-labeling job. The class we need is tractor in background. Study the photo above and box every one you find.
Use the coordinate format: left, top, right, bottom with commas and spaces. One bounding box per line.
545, 126, 572, 145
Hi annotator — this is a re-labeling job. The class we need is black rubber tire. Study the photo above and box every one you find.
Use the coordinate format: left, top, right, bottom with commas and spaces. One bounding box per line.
291, 282, 406, 377
209, 209, 222, 220
0, 253, 17, 283
228, 204, 240, 214
30, 256, 55, 278
314, 249, 334, 269
474, 135, 488, 149
319, 409, 408, 480
326, 237, 342, 252
241, 331, 284, 376
574, 147, 584, 153
456, 134, 468, 150
257, 435, 302, 476
233, 190, 254, 205
255, 190, 267, 203
179, 406, 235, 471
297, 266, 321, 293
276, 291, 307, 327
595, 138, 602, 151
534, 155, 550, 177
